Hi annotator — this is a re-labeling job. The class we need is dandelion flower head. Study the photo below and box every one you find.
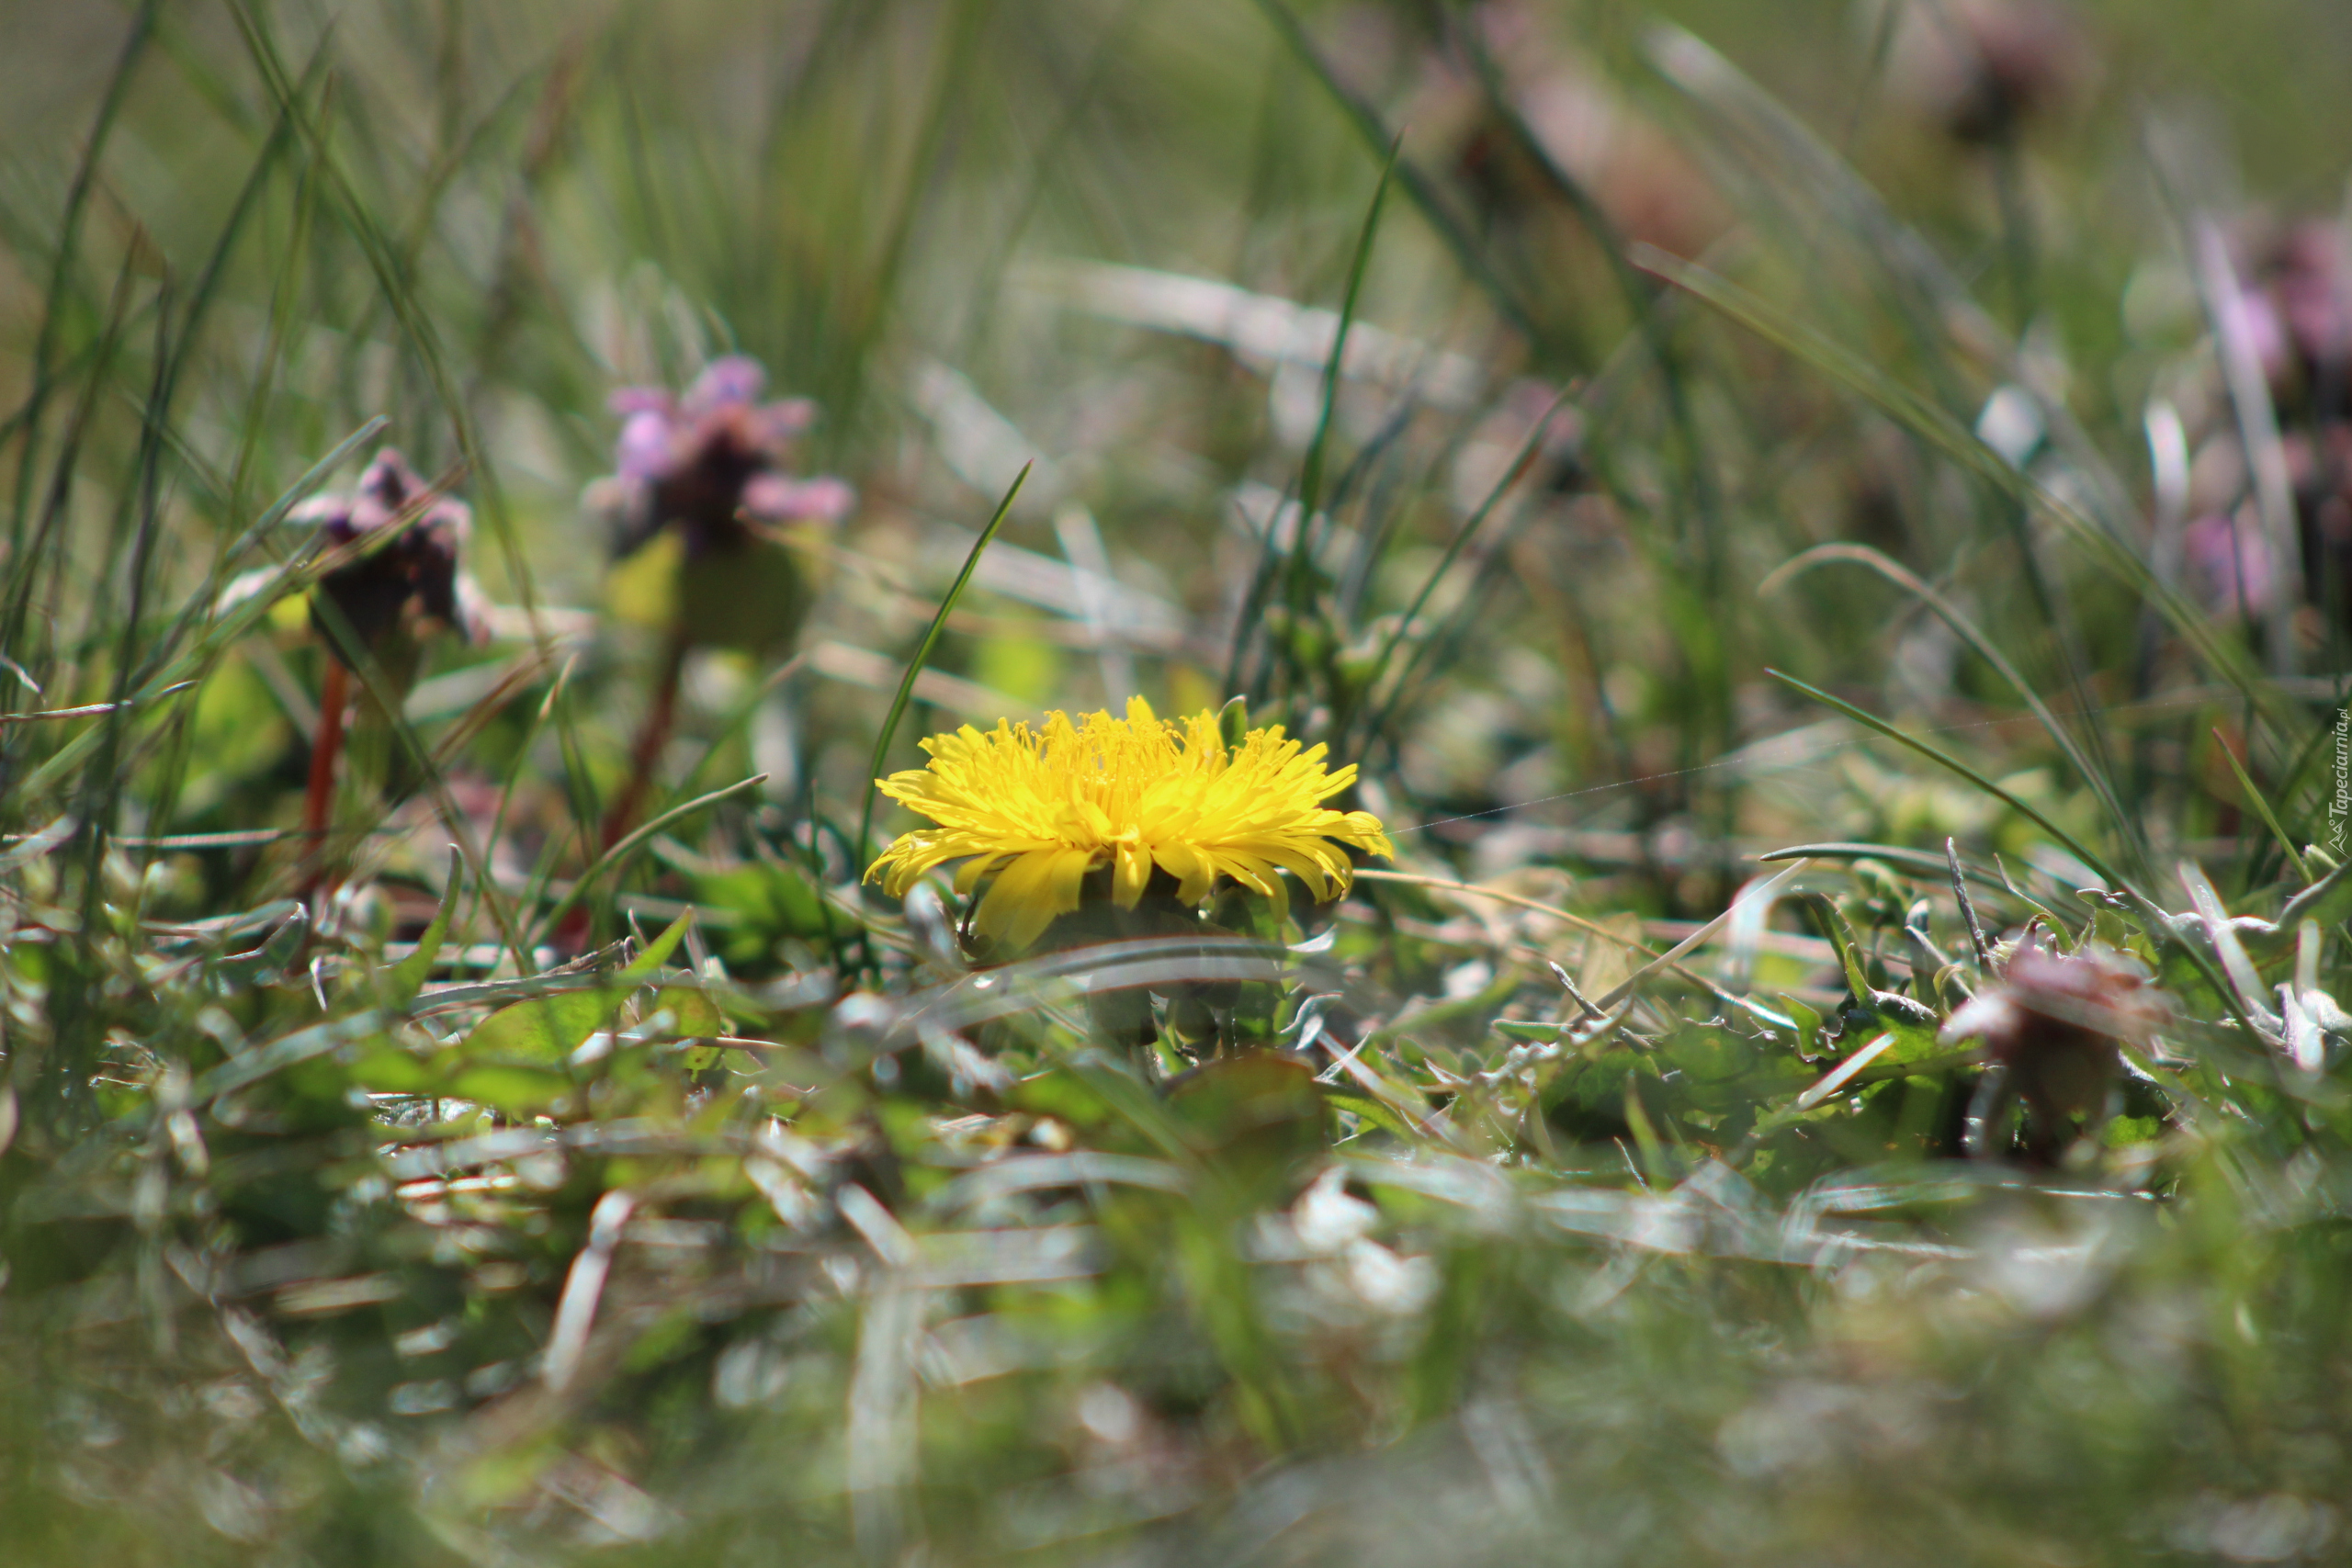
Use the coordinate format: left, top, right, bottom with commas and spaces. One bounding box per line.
867, 698, 1393, 952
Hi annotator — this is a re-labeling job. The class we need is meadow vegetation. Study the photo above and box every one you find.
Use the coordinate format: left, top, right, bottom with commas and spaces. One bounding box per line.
5, 1, 2352, 1562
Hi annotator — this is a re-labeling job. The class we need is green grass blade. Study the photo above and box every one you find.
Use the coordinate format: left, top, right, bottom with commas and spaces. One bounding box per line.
2211, 728, 2312, 885
1765, 667, 2127, 896
855, 463, 1029, 878
1238, 137, 1398, 711
1763, 542, 2143, 872
12, 417, 387, 806
387, 850, 465, 1009
527, 774, 771, 952
1352, 386, 1576, 751
1247, 0, 1544, 348
1638, 247, 2288, 739
6, 0, 162, 565
1290, 136, 1396, 578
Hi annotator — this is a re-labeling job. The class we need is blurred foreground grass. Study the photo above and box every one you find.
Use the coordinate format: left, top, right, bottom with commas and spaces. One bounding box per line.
6, 1, 2352, 1562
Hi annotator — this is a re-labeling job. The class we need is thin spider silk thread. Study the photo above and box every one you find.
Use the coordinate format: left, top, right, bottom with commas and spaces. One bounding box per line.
1382, 691, 2233, 838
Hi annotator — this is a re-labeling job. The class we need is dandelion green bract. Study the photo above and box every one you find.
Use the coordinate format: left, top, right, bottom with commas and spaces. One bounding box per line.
866, 696, 1392, 951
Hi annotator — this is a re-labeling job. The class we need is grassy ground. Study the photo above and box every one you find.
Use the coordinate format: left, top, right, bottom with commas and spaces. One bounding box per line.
5, 1, 2352, 1562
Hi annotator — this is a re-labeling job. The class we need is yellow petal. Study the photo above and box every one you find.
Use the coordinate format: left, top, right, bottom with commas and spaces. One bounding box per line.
1154, 840, 1215, 906
870, 701, 1389, 925
973, 847, 1094, 953
1113, 839, 1152, 908
1209, 852, 1280, 901
953, 851, 1014, 895
972, 852, 1057, 950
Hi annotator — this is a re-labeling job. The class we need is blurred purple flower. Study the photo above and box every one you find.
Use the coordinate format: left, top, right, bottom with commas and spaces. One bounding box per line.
292, 449, 486, 671
2183, 511, 2278, 619
2239, 289, 2291, 386
594, 355, 851, 559
2272, 227, 2350, 364
1894, 0, 2091, 148
1947, 0, 2087, 143
2238, 222, 2352, 406
744, 472, 856, 520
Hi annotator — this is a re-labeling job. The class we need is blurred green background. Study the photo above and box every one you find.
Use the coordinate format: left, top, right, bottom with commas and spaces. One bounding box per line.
6, 1, 2352, 1563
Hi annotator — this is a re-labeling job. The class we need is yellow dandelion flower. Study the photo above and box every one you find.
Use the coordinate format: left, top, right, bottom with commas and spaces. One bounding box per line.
865, 697, 1393, 953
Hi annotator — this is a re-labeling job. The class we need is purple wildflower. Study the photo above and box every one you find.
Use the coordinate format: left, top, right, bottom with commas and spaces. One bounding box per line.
594, 355, 853, 560
1891, 0, 2091, 149
2182, 511, 2279, 619
2238, 222, 2352, 411
293, 449, 485, 671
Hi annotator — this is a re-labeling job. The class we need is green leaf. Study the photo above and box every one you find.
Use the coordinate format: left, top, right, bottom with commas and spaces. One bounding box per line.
1326, 1089, 1410, 1140
1764, 675, 2127, 897
651, 986, 726, 1034
1011, 1068, 1116, 1132
1638, 249, 2279, 739
1805, 894, 1875, 1004
387, 850, 462, 1010
463, 990, 627, 1062
348, 1047, 440, 1094
620, 908, 695, 983
526, 778, 767, 951
2278, 858, 2352, 934
1803, 895, 1943, 1061
1872, 992, 1946, 1063
195, 1011, 390, 1104
646, 985, 728, 1067
448, 1064, 573, 1116
1767, 546, 2138, 868
698, 862, 831, 969
1167, 1051, 1329, 1194
1217, 695, 1250, 751
1778, 993, 1829, 1061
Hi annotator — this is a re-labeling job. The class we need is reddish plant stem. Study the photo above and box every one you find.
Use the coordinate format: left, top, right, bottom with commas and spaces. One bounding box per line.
555, 633, 688, 956
301, 658, 351, 900
601, 631, 688, 851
